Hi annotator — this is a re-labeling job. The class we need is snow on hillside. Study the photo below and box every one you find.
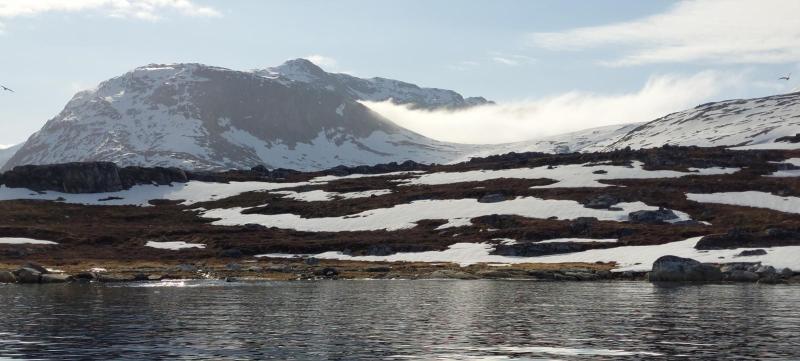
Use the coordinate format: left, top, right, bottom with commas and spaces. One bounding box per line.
4, 63, 480, 171
0, 144, 21, 169
606, 92, 800, 150
457, 123, 643, 160
258, 59, 492, 110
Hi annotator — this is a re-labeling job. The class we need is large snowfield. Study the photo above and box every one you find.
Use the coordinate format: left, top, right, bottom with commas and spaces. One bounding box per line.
258, 237, 800, 271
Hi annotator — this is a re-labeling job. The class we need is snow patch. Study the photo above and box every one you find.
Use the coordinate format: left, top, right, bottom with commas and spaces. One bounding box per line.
0, 238, 58, 245
399, 161, 738, 188
145, 241, 206, 250
258, 237, 800, 270
202, 197, 692, 232
687, 191, 800, 214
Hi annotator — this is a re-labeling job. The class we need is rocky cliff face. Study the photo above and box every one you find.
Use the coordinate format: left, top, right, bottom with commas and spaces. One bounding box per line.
4, 63, 477, 172
0, 162, 187, 193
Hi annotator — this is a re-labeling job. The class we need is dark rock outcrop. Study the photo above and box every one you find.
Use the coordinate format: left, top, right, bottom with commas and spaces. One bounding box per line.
0, 271, 16, 283
628, 208, 678, 224
648, 255, 722, 282
0, 162, 187, 194
584, 194, 620, 209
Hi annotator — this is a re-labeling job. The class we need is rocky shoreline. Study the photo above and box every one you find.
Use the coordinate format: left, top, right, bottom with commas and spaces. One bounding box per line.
1, 255, 798, 285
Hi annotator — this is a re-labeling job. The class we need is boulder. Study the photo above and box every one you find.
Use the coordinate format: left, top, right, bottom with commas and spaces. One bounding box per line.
584, 194, 619, 209
648, 255, 722, 282
313, 267, 339, 278
13, 267, 42, 283
98, 274, 136, 283
735, 249, 767, 257
755, 265, 776, 276
41, 274, 73, 283
0, 271, 16, 283
779, 268, 794, 278
726, 270, 759, 282
225, 263, 242, 271
22, 262, 49, 274
305, 257, 320, 266
478, 193, 507, 203
628, 208, 679, 224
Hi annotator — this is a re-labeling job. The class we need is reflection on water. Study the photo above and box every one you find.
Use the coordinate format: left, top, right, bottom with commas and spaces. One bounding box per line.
1, 280, 799, 360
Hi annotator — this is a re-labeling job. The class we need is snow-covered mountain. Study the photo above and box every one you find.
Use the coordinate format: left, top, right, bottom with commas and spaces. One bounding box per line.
0, 144, 21, 169
606, 92, 800, 151
256, 59, 492, 109
460, 123, 644, 161
4, 63, 479, 171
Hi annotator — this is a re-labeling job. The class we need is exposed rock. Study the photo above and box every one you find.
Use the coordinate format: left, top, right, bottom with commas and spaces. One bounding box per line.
779, 268, 794, 278
735, 249, 767, 257
592, 169, 608, 174
313, 267, 339, 278
41, 274, 73, 283
98, 274, 136, 283
648, 255, 722, 282
0, 162, 187, 194
628, 208, 678, 224
0, 271, 16, 283
493, 241, 592, 257
13, 267, 42, 283
755, 265, 776, 275
584, 193, 620, 209
569, 217, 598, 234
478, 193, 507, 203
726, 270, 760, 282
775, 133, 800, 143
305, 257, 320, 266
22, 262, 49, 274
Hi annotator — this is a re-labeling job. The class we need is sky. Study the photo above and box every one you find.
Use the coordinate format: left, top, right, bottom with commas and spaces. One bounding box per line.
0, 0, 799, 146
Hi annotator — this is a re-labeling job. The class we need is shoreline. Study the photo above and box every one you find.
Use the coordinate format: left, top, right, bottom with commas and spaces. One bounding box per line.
2, 258, 799, 284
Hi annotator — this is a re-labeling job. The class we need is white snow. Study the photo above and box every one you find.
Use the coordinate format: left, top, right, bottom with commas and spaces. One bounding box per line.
687, 191, 800, 214
0, 237, 58, 245
258, 237, 800, 271
202, 197, 692, 232
768, 158, 800, 177
0, 181, 310, 207
399, 161, 738, 188
145, 241, 206, 250
608, 93, 800, 151
277, 189, 392, 202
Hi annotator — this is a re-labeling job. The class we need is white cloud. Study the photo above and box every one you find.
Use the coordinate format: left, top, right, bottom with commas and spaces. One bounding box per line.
364, 71, 741, 144
0, 0, 220, 22
530, 0, 800, 66
448, 60, 480, 71
491, 53, 535, 66
305, 54, 338, 69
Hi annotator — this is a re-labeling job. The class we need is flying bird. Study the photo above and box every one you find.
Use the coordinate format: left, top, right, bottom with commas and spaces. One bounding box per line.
0, 85, 13, 92
779, 73, 791, 81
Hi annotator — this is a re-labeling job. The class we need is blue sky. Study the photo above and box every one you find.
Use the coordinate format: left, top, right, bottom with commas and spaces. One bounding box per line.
1, 0, 799, 145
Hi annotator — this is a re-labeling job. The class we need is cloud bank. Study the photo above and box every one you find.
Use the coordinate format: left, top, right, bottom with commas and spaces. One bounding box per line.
364, 71, 740, 144
0, 0, 220, 22
530, 0, 800, 66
